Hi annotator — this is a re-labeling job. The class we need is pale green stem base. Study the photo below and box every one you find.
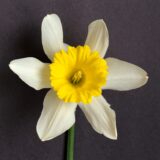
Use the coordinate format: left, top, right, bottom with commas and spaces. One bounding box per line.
67, 124, 75, 160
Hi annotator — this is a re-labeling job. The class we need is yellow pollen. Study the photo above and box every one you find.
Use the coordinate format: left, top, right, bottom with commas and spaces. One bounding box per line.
71, 70, 83, 84
49, 45, 108, 104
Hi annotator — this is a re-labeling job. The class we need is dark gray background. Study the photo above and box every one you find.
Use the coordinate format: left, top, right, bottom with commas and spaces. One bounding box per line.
0, 0, 159, 159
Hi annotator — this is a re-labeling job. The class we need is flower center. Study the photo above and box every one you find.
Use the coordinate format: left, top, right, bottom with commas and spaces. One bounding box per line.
71, 70, 83, 85
49, 45, 108, 104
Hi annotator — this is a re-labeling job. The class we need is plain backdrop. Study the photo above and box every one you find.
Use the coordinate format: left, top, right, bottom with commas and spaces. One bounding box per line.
0, 0, 160, 160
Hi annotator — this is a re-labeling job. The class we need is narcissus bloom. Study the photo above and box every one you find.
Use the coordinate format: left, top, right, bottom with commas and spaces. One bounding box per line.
9, 14, 148, 141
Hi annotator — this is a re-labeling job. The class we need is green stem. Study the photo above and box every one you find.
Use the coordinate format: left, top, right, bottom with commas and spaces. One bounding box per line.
67, 124, 75, 160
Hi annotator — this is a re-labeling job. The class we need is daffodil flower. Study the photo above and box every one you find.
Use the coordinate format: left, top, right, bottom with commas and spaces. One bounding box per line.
9, 14, 148, 141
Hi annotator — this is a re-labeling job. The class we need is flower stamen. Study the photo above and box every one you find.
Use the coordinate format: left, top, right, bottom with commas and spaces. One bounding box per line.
71, 70, 83, 85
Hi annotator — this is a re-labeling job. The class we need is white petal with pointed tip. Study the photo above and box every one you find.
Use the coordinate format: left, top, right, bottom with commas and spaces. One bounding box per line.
79, 96, 117, 140
9, 57, 51, 90
103, 57, 148, 91
37, 89, 77, 141
85, 19, 109, 58
42, 14, 63, 60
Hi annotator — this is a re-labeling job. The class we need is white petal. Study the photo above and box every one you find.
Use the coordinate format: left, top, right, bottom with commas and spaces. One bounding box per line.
79, 96, 117, 140
42, 14, 63, 60
103, 58, 148, 91
85, 19, 109, 57
37, 89, 77, 141
63, 43, 69, 51
9, 57, 51, 90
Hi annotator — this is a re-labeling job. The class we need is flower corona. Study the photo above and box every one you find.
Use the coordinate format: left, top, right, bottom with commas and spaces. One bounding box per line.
49, 45, 108, 104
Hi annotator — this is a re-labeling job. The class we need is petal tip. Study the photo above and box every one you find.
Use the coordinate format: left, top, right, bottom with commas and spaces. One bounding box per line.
90, 19, 106, 28
36, 123, 61, 142
144, 75, 149, 84
93, 19, 105, 23
8, 62, 12, 70
8, 60, 16, 72
146, 75, 149, 81
36, 124, 48, 142
141, 72, 149, 87
45, 13, 58, 18
97, 19, 105, 23
104, 125, 118, 140
109, 131, 118, 140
